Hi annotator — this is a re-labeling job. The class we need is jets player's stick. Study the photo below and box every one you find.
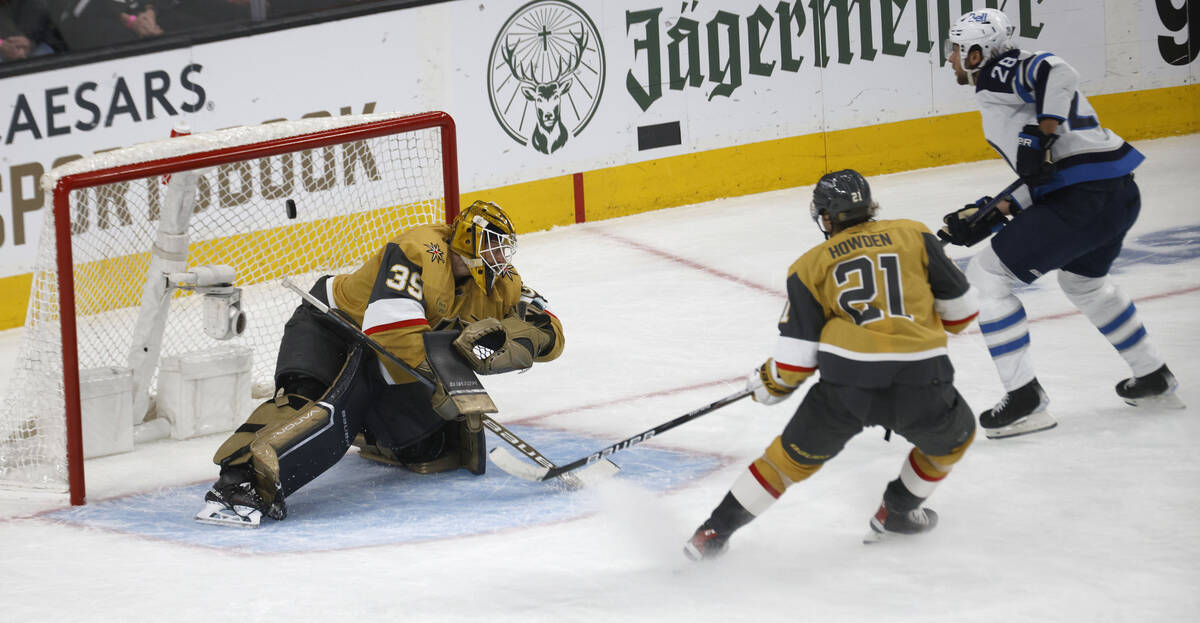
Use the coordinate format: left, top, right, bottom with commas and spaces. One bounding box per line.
940, 179, 1025, 247
490, 388, 753, 482
968, 178, 1024, 225
280, 277, 618, 488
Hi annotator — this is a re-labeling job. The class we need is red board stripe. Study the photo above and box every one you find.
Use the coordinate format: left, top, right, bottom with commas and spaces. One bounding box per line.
573, 172, 586, 224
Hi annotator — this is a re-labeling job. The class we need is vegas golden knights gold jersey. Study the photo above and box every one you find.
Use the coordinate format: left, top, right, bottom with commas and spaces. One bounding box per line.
767, 219, 977, 390
325, 223, 565, 384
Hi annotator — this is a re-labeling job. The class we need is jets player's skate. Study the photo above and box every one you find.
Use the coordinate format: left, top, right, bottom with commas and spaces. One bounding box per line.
979, 378, 1056, 439
1116, 364, 1185, 409
683, 522, 731, 561
863, 503, 939, 544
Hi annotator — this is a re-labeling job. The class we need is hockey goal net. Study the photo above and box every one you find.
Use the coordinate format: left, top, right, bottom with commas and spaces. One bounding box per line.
0, 111, 459, 504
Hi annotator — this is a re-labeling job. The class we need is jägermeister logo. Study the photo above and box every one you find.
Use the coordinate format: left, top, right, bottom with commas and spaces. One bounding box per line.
488, 0, 605, 154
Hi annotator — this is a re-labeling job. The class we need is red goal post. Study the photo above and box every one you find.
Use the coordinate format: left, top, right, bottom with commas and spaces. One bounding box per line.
0, 111, 459, 505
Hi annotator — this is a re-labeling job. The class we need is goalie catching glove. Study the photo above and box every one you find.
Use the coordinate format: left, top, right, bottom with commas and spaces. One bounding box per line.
453, 316, 552, 375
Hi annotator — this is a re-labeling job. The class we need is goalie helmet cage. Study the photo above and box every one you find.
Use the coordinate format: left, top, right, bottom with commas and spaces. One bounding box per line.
0, 111, 460, 505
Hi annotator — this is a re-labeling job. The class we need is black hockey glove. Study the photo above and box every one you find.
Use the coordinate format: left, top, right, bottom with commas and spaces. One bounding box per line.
937, 197, 1008, 247
1015, 124, 1058, 188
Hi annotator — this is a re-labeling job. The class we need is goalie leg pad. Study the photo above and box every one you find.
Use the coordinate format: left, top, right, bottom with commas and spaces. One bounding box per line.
212, 342, 373, 510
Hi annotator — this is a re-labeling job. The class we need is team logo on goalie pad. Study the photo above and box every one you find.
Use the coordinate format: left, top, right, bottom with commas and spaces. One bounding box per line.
487, 1, 606, 155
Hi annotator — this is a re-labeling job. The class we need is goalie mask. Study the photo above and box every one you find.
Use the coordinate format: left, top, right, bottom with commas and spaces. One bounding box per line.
810, 169, 877, 238
945, 9, 1014, 80
450, 200, 517, 293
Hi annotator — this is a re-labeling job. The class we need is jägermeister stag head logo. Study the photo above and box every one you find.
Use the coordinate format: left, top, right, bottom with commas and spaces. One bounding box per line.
488, 0, 605, 154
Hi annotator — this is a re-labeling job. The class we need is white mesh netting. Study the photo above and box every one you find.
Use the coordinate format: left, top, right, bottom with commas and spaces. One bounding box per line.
0, 113, 449, 492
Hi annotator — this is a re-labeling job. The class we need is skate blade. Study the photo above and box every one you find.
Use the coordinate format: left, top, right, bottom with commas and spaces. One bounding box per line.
984, 410, 1058, 440
194, 500, 262, 528
862, 518, 892, 544
861, 524, 921, 545
1123, 390, 1186, 410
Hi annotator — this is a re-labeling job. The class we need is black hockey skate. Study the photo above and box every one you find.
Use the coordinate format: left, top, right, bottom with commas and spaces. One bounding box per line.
194, 469, 285, 528
683, 522, 731, 561
979, 378, 1056, 439
1116, 364, 1185, 409
863, 503, 939, 544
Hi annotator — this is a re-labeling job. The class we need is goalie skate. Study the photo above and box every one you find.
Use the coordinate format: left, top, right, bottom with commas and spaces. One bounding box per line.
194, 489, 262, 528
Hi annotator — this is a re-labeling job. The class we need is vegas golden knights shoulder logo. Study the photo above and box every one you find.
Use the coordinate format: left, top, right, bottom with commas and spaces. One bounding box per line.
488, 0, 605, 154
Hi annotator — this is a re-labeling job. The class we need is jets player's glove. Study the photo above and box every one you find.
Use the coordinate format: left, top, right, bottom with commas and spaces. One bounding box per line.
937, 197, 1008, 247
747, 361, 792, 405
1015, 124, 1058, 188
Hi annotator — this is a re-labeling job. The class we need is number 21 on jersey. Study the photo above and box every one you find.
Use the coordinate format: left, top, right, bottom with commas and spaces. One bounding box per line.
833, 254, 911, 325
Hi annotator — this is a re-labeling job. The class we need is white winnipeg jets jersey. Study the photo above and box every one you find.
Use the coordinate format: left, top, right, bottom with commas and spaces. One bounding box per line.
973, 49, 1143, 209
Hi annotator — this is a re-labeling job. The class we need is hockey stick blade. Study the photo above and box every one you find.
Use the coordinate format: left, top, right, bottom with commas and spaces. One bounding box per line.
491, 388, 753, 483
478, 413, 619, 488
489, 446, 620, 486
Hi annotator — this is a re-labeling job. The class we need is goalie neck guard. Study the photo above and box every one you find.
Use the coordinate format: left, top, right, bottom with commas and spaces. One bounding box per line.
451, 200, 517, 293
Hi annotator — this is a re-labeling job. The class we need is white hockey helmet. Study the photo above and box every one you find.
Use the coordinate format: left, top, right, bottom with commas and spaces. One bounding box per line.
945, 9, 1014, 65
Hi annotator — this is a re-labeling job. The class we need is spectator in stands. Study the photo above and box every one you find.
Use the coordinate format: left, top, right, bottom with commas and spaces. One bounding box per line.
53, 0, 162, 52
156, 0, 253, 31
1, 0, 63, 61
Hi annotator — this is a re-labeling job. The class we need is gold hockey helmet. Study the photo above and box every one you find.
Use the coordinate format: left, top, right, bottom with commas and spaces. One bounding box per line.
450, 200, 517, 293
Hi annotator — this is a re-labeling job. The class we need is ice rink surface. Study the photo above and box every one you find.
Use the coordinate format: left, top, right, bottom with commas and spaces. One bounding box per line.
1, 135, 1197, 622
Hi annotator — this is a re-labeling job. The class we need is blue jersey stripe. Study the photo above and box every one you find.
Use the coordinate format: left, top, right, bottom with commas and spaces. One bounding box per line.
1026, 53, 1053, 88
1034, 147, 1145, 198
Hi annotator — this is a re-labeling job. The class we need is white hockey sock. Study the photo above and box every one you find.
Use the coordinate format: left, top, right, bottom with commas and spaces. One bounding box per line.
968, 246, 1037, 392
898, 449, 946, 499
728, 464, 781, 517
977, 296, 1037, 391
1058, 272, 1164, 377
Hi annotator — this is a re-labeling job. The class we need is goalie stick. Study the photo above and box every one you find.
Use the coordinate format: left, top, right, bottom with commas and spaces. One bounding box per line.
490, 388, 753, 482
279, 277, 617, 488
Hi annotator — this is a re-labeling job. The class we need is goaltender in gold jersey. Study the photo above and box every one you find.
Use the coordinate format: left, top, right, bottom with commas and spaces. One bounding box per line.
685, 170, 980, 559
196, 200, 564, 527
